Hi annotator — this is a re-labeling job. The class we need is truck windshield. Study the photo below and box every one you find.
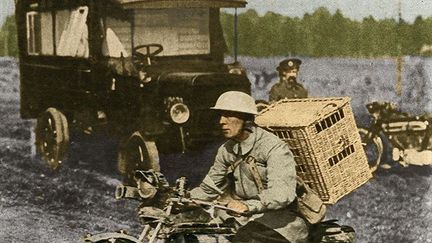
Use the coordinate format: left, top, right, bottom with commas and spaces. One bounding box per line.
102, 8, 210, 58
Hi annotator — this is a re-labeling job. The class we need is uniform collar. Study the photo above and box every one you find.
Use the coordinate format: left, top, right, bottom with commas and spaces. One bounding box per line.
282, 79, 296, 85
232, 126, 257, 156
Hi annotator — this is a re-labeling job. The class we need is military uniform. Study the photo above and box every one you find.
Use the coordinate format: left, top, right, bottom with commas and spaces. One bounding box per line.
191, 126, 309, 243
269, 58, 308, 102
269, 81, 308, 101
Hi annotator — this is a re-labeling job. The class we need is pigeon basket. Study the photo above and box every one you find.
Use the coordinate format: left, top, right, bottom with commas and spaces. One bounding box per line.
256, 97, 372, 204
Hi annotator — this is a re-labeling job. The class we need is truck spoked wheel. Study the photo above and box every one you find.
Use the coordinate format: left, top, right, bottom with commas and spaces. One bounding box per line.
35, 107, 69, 170
118, 131, 160, 184
358, 128, 383, 173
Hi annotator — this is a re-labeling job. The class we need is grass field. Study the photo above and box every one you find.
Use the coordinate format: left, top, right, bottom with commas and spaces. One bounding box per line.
230, 56, 432, 126
0, 57, 431, 242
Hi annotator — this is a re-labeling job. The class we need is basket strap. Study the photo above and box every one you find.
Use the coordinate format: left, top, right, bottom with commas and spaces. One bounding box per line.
315, 103, 338, 118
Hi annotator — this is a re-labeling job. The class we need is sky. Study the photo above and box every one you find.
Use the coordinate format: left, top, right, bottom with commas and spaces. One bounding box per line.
1, 0, 15, 26
238, 0, 430, 22
1, 0, 431, 26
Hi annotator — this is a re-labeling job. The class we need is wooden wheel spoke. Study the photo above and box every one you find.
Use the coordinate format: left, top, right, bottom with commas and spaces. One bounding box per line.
138, 144, 145, 163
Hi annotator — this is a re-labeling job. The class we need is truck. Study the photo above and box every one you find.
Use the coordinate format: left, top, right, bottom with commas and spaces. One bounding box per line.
15, 0, 250, 181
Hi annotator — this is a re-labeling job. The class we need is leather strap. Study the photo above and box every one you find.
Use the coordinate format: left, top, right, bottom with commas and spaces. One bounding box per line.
228, 153, 265, 193
229, 157, 244, 173
244, 156, 265, 193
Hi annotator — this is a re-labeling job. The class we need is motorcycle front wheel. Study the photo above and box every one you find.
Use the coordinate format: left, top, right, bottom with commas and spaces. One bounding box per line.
358, 128, 384, 173
82, 232, 139, 243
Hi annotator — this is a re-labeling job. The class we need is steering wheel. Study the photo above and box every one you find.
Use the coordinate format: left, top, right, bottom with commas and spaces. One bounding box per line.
132, 44, 163, 67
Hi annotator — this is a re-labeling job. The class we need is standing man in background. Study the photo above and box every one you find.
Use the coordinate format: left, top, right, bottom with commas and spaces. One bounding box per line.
269, 58, 308, 102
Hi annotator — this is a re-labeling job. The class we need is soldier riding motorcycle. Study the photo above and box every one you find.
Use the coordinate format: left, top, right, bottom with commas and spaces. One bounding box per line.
359, 101, 432, 172
84, 92, 356, 243
83, 170, 355, 243
191, 91, 313, 242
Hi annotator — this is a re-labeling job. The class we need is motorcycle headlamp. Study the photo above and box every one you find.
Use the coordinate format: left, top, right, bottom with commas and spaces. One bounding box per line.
170, 103, 190, 124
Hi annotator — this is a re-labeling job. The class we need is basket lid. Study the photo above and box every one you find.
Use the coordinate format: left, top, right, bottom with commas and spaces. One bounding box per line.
256, 97, 351, 127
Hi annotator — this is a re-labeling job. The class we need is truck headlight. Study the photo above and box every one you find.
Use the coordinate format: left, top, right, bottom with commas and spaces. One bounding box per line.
170, 103, 190, 124
227, 61, 246, 75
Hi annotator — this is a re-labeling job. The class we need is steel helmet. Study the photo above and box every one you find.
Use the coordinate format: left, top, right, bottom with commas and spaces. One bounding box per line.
211, 91, 258, 115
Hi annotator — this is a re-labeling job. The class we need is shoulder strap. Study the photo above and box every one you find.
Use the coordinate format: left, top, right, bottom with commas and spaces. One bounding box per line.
244, 156, 265, 193
229, 134, 264, 191
228, 146, 254, 173
228, 154, 265, 194
229, 157, 244, 172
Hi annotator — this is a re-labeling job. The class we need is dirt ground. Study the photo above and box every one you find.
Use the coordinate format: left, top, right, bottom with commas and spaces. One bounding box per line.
0, 58, 431, 242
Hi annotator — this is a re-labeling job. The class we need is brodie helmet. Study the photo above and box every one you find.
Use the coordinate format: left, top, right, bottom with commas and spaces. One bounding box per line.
211, 91, 258, 115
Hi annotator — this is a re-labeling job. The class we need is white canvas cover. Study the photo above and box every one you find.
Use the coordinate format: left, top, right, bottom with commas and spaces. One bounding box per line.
102, 28, 130, 58
57, 6, 89, 57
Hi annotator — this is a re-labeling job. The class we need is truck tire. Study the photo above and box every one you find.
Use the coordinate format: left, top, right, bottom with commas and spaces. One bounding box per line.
117, 131, 160, 184
35, 107, 69, 170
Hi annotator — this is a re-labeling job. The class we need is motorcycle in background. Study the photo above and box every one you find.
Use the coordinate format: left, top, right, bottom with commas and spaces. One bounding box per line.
359, 101, 432, 172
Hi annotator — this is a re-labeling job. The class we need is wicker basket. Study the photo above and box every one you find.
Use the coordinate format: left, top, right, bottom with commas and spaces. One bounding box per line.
256, 97, 372, 204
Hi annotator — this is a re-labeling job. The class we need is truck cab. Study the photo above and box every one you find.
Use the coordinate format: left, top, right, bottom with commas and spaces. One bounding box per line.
16, 0, 250, 180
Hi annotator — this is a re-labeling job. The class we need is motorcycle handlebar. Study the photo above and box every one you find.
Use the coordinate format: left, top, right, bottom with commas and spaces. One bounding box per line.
366, 101, 399, 114
170, 197, 247, 215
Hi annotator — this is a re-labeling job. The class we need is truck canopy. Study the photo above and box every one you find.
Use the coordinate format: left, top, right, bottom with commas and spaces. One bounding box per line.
114, 0, 247, 9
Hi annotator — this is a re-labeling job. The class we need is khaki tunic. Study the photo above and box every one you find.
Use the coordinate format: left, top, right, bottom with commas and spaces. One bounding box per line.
190, 126, 309, 242
269, 81, 308, 102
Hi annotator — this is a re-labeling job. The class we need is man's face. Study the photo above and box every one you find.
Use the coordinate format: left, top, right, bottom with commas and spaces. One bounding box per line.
219, 111, 245, 139
281, 69, 298, 82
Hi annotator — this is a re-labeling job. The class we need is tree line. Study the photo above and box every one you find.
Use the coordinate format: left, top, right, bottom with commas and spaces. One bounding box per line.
0, 15, 18, 57
221, 7, 432, 57
1, 7, 432, 57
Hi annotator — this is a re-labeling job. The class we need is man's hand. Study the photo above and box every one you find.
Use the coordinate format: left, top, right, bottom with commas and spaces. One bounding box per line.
227, 200, 249, 216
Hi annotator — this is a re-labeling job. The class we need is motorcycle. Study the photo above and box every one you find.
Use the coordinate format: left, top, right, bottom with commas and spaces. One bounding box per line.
359, 101, 432, 172
83, 170, 355, 243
